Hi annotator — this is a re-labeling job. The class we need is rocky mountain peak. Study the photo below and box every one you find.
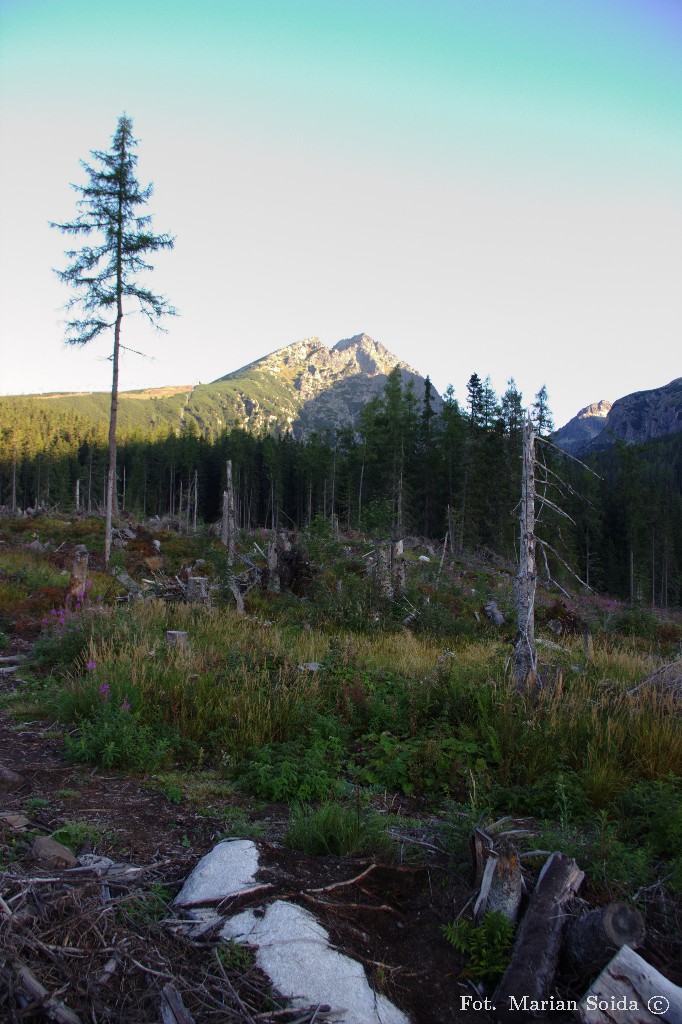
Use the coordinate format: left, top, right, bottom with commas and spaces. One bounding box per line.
575, 400, 612, 420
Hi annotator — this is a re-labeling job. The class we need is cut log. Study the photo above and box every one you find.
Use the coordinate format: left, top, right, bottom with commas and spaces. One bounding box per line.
564, 902, 646, 977
493, 852, 584, 1022
577, 945, 682, 1023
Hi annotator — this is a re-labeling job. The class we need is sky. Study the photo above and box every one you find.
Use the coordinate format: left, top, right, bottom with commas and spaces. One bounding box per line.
0, 0, 681, 428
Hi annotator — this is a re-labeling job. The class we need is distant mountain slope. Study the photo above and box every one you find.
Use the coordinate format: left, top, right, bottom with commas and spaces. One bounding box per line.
553, 400, 611, 454
555, 379, 682, 454
0, 334, 437, 441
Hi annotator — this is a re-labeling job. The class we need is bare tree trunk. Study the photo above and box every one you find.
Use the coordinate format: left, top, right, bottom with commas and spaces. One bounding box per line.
376, 541, 393, 602
391, 540, 406, 599
75, 479, 80, 513
104, 305, 122, 565
11, 458, 17, 514
513, 415, 537, 687
192, 469, 198, 533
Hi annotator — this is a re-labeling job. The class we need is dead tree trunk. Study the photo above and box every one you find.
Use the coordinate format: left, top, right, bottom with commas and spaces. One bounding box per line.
493, 852, 584, 1022
375, 541, 393, 602
513, 415, 537, 687
391, 540, 406, 599
564, 901, 645, 977
267, 539, 280, 593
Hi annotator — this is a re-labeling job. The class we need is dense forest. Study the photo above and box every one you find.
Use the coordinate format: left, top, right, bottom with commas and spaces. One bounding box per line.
1, 368, 681, 605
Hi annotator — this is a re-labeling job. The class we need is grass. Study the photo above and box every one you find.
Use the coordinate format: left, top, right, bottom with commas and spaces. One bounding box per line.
1, 514, 679, 903
284, 800, 393, 858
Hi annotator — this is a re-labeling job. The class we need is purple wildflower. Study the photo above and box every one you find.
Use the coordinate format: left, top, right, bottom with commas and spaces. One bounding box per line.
87, 660, 97, 671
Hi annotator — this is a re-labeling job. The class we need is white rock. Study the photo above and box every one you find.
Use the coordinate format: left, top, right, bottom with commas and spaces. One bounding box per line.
221, 900, 409, 1024
174, 839, 259, 906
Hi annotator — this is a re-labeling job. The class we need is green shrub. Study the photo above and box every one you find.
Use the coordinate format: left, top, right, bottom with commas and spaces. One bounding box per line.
64, 699, 177, 771
441, 912, 515, 983
233, 730, 347, 802
285, 800, 392, 858
51, 821, 105, 851
605, 607, 661, 640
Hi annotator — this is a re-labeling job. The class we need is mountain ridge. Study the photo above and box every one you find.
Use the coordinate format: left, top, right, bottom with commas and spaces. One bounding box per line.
555, 379, 682, 454
0, 333, 436, 441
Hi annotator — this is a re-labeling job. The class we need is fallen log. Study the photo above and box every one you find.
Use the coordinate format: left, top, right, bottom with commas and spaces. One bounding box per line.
577, 944, 682, 1023
564, 901, 646, 977
493, 852, 584, 1022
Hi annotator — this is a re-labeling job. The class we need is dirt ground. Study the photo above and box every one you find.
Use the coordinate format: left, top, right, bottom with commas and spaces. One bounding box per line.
0, 678, 485, 1024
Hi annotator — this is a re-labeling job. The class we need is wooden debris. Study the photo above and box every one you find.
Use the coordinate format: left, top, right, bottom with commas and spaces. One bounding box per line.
577, 945, 682, 1023
564, 901, 646, 976
161, 982, 197, 1024
1, 959, 82, 1024
493, 852, 584, 1022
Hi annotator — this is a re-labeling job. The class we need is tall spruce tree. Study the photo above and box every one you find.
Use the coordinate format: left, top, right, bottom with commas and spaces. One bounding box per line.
51, 114, 175, 562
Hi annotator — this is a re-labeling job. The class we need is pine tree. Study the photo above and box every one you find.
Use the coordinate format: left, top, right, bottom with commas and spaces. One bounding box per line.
51, 114, 175, 562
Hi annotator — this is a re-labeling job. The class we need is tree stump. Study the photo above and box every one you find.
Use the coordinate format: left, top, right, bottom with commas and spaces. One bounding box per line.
187, 577, 209, 605
166, 631, 189, 648
564, 902, 646, 977
65, 544, 88, 606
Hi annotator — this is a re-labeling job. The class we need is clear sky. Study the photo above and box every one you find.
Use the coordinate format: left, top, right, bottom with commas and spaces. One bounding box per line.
1, 0, 680, 427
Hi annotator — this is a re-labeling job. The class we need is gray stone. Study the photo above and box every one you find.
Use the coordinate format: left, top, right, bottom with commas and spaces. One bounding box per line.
0, 811, 30, 830
174, 839, 259, 906
221, 900, 409, 1024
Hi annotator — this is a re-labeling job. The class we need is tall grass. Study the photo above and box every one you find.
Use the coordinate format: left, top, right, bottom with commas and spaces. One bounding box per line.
51, 600, 680, 811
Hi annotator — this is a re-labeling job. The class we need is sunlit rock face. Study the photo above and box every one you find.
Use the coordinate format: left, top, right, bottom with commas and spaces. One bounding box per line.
555, 378, 682, 454
553, 400, 611, 454
217, 333, 438, 438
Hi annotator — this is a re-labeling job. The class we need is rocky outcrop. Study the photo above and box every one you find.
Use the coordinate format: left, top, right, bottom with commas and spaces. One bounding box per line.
555, 379, 682, 454
553, 400, 611, 455
592, 378, 682, 449
215, 332, 438, 438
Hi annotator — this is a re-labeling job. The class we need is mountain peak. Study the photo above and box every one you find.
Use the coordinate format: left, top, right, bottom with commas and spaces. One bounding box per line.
575, 400, 611, 419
